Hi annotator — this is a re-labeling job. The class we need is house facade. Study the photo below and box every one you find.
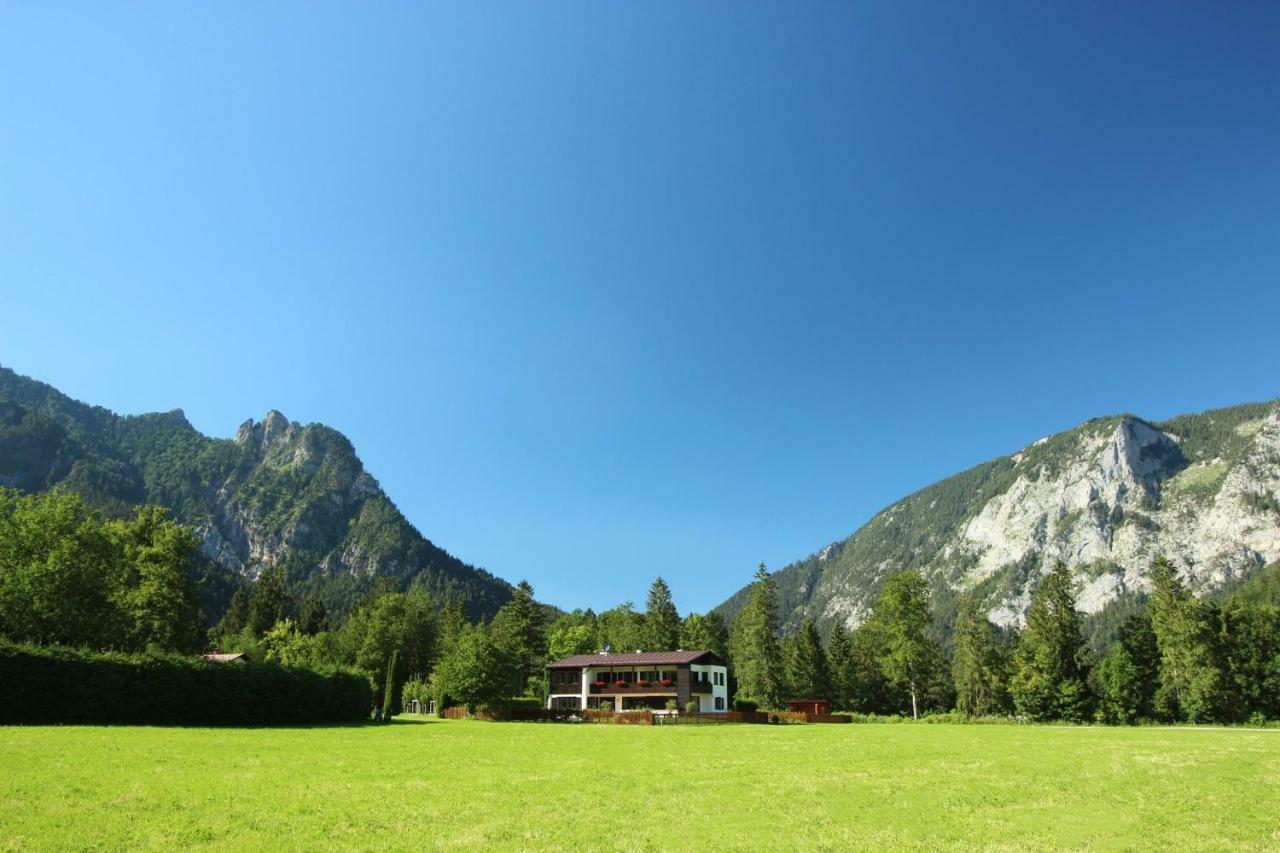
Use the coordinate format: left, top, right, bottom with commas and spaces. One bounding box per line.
546, 650, 729, 712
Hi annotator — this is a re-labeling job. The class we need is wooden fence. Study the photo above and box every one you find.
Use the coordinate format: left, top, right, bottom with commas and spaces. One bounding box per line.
439, 706, 851, 725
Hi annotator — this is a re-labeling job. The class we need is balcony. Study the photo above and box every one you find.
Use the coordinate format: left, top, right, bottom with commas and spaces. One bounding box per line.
589, 681, 679, 695
689, 680, 712, 694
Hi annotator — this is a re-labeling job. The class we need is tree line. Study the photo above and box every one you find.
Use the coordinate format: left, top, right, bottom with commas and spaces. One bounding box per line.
728, 558, 1280, 724
4, 488, 1277, 723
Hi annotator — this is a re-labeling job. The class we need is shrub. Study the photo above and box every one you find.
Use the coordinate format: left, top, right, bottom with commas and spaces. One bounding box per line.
665, 698, 679, 711
599, 700, 613, 712
685, 701, 699, 713
733, 698, 758, 713
0, 641, 371, 726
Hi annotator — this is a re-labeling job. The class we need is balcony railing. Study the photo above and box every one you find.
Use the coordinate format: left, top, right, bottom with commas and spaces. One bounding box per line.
588, 682, 679, 695
689, 680, 712, 694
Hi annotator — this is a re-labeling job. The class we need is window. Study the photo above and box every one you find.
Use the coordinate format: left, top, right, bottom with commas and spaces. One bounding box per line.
715, 697, 725, 711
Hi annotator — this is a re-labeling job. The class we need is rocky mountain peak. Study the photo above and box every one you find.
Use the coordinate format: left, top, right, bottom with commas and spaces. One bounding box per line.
715, 398, 1280, 637
234, 410, 299, 449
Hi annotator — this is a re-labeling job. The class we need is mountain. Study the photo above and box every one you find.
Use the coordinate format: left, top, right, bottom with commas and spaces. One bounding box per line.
715, 400, 1280, 637
0, 366, 513, 621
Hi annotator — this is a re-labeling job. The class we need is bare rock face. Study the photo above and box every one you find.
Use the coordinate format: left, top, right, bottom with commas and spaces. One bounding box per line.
0, 365, 514, 621
716, 401, 1280, 634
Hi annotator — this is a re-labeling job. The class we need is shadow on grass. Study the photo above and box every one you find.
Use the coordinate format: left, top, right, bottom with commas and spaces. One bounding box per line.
3, 715, 445, 731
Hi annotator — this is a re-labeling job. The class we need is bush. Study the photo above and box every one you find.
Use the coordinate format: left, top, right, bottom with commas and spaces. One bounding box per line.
685, 701, 699, 713
599, 700, 613, 712
733, 698, 758, 713
665, 698, 679, 711
0, 641, 371, 726
503, 696, 545, 712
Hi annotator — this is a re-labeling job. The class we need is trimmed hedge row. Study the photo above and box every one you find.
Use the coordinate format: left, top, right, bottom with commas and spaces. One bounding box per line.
0, 642, 371, 726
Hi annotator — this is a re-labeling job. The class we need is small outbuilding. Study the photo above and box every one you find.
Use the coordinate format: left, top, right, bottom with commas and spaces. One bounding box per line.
200, 652, 251, 663
785, 698, 831, 715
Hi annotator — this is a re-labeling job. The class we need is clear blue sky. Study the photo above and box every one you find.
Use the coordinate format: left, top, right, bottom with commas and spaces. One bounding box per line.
2, 2, 1278, 614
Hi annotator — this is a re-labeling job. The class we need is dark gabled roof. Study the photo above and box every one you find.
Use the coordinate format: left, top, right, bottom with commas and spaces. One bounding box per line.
546, 650, 723, 669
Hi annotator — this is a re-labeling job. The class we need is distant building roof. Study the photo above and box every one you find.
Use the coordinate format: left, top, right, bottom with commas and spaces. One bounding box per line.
201, 652, 250, 663
546, 650, 723, 669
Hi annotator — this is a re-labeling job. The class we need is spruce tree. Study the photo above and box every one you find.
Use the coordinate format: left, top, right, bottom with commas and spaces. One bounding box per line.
826, 621, 855, 710
1010, 561, 1091, 721
1149, 557, 1228, 722
490, 580, 545, 696
729, 563, 786, 709
247, 565, 294, 637
643, 576, 681, 651
951, 593, 1008, 717
783, 618, 831, 700
681, 611, 729, 659
219, 586, 251, 638
298, 594, 329, 636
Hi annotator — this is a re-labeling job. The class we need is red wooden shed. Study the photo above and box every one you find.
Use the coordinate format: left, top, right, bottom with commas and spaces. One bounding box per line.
785, 698, 831, 715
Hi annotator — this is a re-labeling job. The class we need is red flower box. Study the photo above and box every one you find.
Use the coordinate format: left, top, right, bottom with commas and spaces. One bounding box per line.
637, 680, 651, 687
661, 679, 673, 686
614, 680, 628, 688
592, 681, 607, 687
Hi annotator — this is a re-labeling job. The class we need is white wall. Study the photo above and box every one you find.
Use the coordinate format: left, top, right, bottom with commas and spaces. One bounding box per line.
689, 663, 729, 712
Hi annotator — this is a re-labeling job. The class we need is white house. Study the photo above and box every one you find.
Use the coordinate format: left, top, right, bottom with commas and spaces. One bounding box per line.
546, 650, 729, 712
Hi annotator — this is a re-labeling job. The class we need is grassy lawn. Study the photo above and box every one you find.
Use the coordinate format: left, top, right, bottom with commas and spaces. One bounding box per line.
2, 718, 1278, 851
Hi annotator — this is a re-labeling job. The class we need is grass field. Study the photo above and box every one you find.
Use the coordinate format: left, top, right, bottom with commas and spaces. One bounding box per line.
2, 718, 1278, 851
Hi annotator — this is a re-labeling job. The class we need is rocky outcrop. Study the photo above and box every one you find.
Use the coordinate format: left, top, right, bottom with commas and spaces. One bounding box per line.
0, 366, 513, 620
716, 401, 1280, 634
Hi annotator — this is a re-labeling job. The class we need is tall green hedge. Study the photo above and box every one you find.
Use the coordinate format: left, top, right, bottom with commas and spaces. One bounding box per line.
0, 642, 371, 725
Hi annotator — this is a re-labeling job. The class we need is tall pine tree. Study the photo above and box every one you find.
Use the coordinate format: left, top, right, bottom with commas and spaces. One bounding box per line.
729, 563, 785, 709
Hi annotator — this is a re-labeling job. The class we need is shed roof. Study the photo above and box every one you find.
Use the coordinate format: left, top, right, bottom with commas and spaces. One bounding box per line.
546, 650, 722, 669
201, 652, 250, 663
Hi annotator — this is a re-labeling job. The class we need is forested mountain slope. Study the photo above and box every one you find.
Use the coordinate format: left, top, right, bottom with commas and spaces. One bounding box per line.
0, 366, 512, 621
716, 400, 1280, 635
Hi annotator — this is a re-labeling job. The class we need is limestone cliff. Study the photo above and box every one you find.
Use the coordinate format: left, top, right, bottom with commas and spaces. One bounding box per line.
716, 401, 1280, 634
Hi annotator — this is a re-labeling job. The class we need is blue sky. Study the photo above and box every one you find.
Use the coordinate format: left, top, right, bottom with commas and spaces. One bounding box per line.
2, 2, 1278, 614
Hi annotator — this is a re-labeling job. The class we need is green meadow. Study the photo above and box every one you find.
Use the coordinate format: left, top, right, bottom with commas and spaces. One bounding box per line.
2, 718, 1277, 851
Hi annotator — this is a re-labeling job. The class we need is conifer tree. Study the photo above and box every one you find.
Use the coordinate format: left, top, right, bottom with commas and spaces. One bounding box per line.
680, 612, 730, 659
826, 621, 855, 710
490, 580, 545, 696
1148, 557, 1228, 722
643, 576, 681, 651
1010, 561, 1091, 721
729, 563, 786, 709
247, 565, 294, 637
783, 617, 831, 700
951, 593, 1008, 717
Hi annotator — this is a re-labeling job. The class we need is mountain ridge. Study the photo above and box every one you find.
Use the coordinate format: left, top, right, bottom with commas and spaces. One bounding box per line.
714, 400, 1280, 636
0, 365, 513, 621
